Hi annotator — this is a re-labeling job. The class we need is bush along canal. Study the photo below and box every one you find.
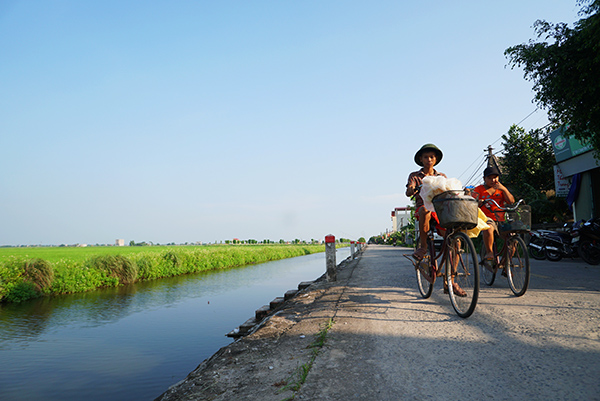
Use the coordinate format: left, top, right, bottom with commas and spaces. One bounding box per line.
0, 244, 332, 303
0, 247, 351, 401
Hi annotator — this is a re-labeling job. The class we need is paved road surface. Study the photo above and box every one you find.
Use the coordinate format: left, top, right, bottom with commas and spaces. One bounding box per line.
298, 244, 600, 400
157, 244, 600, 401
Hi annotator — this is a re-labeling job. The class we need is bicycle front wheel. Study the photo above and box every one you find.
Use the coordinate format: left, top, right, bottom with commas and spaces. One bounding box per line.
415, 234, 435, 298
416, 257, 434, 298
445, 231, 479, 318
506, 236, 530, 296
479, 243, 496, 286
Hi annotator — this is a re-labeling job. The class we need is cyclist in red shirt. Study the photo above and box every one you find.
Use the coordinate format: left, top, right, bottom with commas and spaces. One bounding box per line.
472, 166, 515, 265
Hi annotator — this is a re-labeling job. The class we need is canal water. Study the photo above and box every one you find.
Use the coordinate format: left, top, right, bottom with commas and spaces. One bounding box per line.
0, 247, 351, 401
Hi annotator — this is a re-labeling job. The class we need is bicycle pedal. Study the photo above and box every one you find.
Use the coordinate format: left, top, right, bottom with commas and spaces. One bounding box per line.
403, 254, 418, 267
418, 257, 431, 269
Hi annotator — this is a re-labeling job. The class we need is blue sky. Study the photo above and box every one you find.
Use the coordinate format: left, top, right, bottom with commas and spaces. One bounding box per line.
0, 1, 581, 246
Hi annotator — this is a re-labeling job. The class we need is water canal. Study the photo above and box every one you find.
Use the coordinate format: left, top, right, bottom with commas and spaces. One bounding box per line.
0, 247, 351, 401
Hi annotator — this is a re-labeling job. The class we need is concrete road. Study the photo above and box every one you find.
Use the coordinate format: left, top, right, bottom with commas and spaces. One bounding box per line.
298, 244, 600, 400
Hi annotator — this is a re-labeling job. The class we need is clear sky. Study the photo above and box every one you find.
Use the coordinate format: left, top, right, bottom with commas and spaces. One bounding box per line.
0, 1, 581, 246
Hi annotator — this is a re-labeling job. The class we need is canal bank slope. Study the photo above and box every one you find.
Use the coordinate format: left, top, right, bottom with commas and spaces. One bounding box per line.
156, 245, 600, 401
155, 247, 365, 401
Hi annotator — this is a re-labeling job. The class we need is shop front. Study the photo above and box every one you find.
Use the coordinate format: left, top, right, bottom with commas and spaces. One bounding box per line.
550, 127, 600, 220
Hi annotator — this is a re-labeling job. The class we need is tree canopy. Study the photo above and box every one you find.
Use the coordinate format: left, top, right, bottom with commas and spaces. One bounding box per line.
501, 125, 555, 195
505, 0, 600, 154
500, 125, 569, 223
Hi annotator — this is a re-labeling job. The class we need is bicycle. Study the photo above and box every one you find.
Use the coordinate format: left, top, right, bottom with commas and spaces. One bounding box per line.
405, 190, 480, 318
479, 199, 531, 297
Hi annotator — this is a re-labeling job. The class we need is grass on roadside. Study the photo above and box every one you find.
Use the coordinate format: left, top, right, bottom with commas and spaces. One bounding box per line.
278, 318, 334, 399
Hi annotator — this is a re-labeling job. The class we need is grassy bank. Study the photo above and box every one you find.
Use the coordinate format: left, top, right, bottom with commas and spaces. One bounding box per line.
0, 244, 335, 304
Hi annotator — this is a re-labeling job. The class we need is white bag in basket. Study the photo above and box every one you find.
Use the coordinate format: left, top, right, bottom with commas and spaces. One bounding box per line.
420, 176, 463, 212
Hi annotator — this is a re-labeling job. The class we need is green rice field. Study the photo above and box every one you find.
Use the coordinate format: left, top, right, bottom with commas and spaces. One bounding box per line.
0, 244, 338, 304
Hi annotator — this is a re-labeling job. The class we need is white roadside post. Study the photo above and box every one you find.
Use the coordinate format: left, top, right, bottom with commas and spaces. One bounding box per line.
325, 234, 336, 282
351, 241, 356, 259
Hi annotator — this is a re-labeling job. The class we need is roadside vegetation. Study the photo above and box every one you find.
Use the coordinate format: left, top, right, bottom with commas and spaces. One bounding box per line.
0, 244, 342, 304
277, 318, 334, 400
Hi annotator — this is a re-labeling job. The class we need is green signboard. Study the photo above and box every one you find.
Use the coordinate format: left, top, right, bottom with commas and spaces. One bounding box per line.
550, 126, 594, 162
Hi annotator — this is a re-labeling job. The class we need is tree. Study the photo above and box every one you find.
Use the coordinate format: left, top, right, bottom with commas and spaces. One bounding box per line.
501, 125, 569, 223
501, 125, 555, 194
368, 235, 386, 245
505, 0, 600, 154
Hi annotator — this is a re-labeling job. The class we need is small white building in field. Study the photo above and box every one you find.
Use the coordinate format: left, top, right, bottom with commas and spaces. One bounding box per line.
116, 239, 125, 247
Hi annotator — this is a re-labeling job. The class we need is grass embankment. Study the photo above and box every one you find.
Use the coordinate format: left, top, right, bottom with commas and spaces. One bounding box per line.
0, 244, 330, 304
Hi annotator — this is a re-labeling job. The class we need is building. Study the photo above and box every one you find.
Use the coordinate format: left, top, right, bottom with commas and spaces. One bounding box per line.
115, 239, 125, 247
550, 127, 600, 220
391, 207, 412, 232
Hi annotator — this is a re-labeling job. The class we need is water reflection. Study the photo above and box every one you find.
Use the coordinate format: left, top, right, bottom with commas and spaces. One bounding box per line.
0, 248, 350, 401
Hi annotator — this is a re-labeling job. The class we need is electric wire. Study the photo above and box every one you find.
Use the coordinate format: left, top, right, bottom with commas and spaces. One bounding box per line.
463, 156, 488, 188
489, 108, 540, 146
516, 107, 540, 126
456, 154, 486, 183
463, 107, 542, 186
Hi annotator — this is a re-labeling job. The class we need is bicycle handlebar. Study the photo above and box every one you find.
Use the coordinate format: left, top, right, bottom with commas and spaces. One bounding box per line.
407, 184, 422, 200
481, 198, 524, 211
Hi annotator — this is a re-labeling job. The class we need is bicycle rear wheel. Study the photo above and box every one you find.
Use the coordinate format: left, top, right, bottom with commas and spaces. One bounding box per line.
415, 234, 435, 298
445, 231, 479, 318
506, 236, 530, 296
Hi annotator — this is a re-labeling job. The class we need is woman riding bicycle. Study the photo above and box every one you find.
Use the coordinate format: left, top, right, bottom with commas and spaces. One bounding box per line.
472, 166, 515, 268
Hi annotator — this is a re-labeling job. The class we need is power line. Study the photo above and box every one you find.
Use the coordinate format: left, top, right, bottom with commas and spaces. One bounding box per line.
463, 156, 487, 188
457, 153, 486, 183
490, 108, 540, 146
466, 108, 543, 185
516, 107, 540, 126
452, 108, 546, 190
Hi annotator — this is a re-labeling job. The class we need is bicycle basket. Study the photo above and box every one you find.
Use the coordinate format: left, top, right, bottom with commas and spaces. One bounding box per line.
498, 204, 531, 233
432, 190, 478, 230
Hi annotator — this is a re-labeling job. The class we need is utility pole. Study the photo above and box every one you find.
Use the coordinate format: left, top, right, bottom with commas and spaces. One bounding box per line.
486, 145, 493, 163
485, 145, 501, 173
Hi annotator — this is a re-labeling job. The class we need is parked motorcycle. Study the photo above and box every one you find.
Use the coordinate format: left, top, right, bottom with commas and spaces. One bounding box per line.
575, 217, 600, 265
528, 223, 579, 262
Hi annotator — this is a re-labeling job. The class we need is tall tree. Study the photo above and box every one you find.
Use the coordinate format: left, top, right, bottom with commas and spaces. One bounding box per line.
505, 0, 600, 154
501, 125, 569, 223
502, 125, 555, 195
